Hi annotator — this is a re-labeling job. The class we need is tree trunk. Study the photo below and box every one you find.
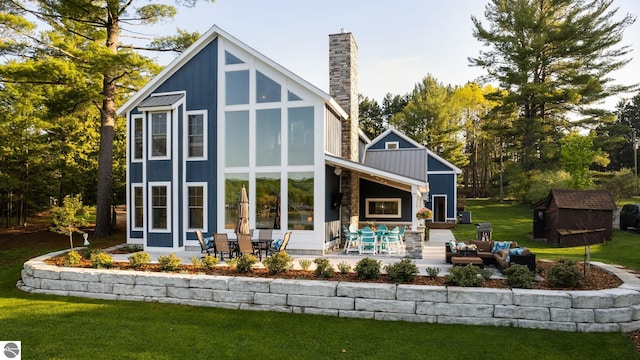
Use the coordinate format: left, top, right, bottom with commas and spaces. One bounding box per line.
94, 9, 119, 238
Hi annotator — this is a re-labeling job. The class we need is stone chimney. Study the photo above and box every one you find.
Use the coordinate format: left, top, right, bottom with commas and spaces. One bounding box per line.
329, 29, 359, 162
329, 29, 359, 227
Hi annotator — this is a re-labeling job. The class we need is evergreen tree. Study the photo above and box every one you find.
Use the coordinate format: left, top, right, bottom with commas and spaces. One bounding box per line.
470, 0, 636, 172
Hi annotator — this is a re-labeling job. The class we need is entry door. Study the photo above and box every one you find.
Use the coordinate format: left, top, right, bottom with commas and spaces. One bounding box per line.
433, 196, 446, 222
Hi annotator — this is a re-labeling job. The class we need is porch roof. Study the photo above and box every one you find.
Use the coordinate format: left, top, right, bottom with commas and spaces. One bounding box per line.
325, 154, 428, 191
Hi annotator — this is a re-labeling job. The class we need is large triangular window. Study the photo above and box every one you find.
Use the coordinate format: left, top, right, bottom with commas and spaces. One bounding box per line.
225, 51, 244, 65
256, 71, 281, 103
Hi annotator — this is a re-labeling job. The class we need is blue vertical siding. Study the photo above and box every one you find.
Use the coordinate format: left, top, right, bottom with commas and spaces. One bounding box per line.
368, 133, 418, 150
426, 173, 456, 219
359, 179, 412, 222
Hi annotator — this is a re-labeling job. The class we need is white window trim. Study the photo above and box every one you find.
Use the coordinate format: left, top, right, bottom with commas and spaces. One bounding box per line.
185, 110, 208, 160
184, 182, 208, 232
149, 182, 171, 233
132, 115, 144, 162
149, 111, 171, 160
131, 183, 144, 231
365, 198, 402, 219
385, 141, 399, 150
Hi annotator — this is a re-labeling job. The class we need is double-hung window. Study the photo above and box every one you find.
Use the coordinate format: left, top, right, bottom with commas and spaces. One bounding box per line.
187, 111, 206, 159
150, 183, 170, 231
187, 184, 206, 229
132, 184, 144, 230
132, 115, 143, 161
151, 112, 169, 159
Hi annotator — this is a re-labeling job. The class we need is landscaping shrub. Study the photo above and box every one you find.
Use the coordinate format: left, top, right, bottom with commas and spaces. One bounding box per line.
202, 254, 220, 269
313, 258, 335, 278
298, 259, 312, 271
355, 257, 381, 280
64, 250, 82, 266
157, 254, 182, 272
479, 268, 493, 280
90, 252, 113, 269
444, 264, 484, 287
128, 252, 151, 269
426, 266, 441, 278
337, 261, 352, 274
263, 251, 293, 275
226, 257, 239, 269
384, 259, 419, 283
504, 264, 534, 289
79, 247, 101, 260
235, 254, 257, 273
190, 256, 204, 268
548, 258, 582, 288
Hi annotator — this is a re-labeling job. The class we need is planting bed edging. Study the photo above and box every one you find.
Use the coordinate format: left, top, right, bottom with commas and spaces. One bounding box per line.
17, 250, 640, 333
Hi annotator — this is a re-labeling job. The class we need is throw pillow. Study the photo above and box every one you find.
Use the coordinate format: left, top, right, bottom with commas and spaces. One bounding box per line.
204, 236, 213, 247
271, 238, 283, 251
491, 241, 511, 253
448, 241, 458, 253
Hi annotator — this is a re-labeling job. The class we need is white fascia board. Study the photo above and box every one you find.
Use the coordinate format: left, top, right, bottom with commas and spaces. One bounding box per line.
365, 127, 424, 151
427, 149, 462, 174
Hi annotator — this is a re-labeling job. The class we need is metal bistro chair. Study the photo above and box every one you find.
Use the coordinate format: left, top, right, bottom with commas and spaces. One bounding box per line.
195, 230, 214, 256
343, 225, 360, 253
213, 233, 235, 260
359, 226, 377, 255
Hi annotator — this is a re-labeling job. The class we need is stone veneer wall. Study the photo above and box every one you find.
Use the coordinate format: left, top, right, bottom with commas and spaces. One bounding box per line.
18, 251, 640, 333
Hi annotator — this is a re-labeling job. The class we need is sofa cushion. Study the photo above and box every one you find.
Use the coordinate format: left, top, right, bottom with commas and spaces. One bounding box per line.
496, 249, 509, 261
448, 241, 458, 253
491, 241, 511, 253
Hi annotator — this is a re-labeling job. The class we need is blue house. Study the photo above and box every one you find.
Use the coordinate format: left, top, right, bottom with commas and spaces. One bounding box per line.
117, 26, 458, 254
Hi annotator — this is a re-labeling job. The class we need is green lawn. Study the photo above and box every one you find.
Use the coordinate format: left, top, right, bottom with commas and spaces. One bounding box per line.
451, 198, 640, 271
0, 214, 638, 359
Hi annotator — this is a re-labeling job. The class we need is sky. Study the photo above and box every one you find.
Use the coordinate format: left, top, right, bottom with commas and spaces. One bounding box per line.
137, 0, 640, 110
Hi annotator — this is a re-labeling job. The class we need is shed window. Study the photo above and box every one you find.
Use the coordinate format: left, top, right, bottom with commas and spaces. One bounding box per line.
385, 141, 399, 150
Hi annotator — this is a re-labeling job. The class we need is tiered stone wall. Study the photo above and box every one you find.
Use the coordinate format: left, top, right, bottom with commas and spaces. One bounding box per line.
18, 251, 640, 333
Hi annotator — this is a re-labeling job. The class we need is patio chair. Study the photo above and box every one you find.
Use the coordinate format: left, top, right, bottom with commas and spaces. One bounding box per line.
381, 227, 401, 255
267, 231, 292, 256
359, 226, 377, 255
236, 234, 258, 258
398, 225, 407, 251
343, 225, 359, 253
195, 230, 214, 256
377, 224, 388, 231
213, 233, 235, 260
255, 229, 273, 260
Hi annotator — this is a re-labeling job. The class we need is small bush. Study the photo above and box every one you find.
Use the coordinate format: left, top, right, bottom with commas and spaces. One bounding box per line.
128, 252, 151, 269
444, 265, 484, 287
202, 255, 220, 269
263, 251, 293, 275
337, 261, 352, 274
313, 258, 335, 278
479, 268, 493, 280
157, 254, 182, 272
236, 254, 257, 273
64, 250, 82, 266
226, 257, 239, 269
504, 264, 534, 289
90, 252, 113, 269
426, 266, 441, 278
190, 256, 204, 268
298, 259, 312, 271
384, 259, 419, 283
79, 247, 101, 260
355, 257, 381, 280
548, 258, 582, 288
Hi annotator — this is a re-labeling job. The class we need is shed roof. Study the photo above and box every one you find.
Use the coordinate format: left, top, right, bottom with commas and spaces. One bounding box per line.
543, 189, 617, 211
137, 93, 184, 109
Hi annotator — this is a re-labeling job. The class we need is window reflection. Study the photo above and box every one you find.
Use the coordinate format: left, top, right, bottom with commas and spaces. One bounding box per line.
256, 71, 281, 103
225, 111, 249, 166
256, 173, 281, 229
225, 70, 249, 105
288, 172, 314, 230
288, 107, 314, 165
225, 174, 248, 230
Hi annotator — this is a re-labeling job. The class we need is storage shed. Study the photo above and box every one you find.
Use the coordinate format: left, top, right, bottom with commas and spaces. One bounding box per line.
531, 189, 616, 247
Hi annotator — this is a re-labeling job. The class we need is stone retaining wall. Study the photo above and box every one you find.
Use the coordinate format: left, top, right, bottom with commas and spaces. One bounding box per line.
17, 250, 640, 332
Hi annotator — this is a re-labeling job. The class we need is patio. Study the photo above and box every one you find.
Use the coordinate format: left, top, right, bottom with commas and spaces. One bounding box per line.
108, 229, 506, 278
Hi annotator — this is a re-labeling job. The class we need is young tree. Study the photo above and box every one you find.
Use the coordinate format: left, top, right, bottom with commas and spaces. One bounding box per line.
470, 0, 636, 172
560, 131, 608, 189
51, 194, 90, 251
1, 1, 212, 237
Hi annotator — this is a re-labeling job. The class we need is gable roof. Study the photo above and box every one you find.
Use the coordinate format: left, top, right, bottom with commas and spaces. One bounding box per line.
117, 25, 347, 119
541, 189, 617, 211
366, 127, 422, 150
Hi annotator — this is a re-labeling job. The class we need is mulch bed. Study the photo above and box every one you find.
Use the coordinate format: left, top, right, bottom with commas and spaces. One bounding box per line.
44, 257, 622, 291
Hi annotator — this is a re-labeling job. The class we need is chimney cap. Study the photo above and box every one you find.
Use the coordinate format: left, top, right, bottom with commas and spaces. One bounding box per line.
341, 28, 348, 33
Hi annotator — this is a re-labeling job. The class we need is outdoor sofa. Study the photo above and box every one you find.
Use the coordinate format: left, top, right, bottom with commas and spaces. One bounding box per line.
445, 240, 536, 272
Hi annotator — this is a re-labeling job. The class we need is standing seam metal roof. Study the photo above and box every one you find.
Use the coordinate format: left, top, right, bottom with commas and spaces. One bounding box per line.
136, 94, 185, 108
363, 148, 427, 182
